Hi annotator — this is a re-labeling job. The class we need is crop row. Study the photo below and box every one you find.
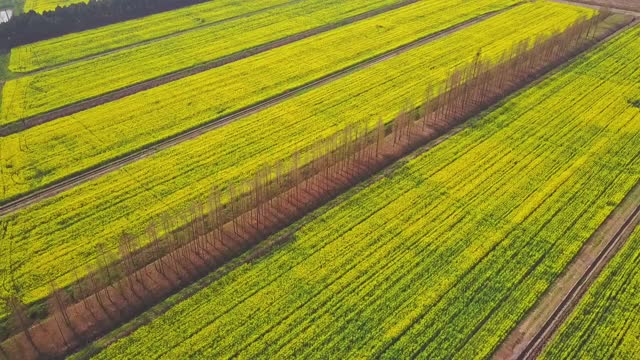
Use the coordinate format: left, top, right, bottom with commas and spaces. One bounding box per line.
23, 0, 84, 13
0, 0, 401, 124
541, 225, 640, 359
0, 1, 592, 317
11, 0, 297, 71
0, 0, 523, 202
87, 24, 640, 359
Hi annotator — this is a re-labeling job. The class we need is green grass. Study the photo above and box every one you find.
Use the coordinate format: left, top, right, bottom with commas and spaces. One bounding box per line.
11, 0, 296, 71
0, 52, 17, 82
86, 23, 640, 359
0, 0, 401, 124
0, 0, 13, 9
0, 0, 23, 13
0, 0, 523, 203
541, 224, 640, 359
0, 52, 17, 113
0, 1, 593, 318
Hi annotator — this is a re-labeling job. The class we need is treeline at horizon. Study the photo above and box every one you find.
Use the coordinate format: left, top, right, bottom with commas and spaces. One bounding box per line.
0, 0, 209, 49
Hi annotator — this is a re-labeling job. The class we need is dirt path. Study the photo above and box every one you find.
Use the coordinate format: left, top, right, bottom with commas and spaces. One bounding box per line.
0, 0, 421, 137
0, 6, 517, 216
494, 180, 640, 360
551, 0, 640, 15
18, 0, 308, 76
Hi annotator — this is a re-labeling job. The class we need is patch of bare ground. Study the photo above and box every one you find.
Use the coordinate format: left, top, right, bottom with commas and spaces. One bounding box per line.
552, 0, 640, 15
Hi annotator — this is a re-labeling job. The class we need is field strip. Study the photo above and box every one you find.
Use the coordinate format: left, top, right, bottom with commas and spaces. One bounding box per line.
0, 2, 597, 324
73, 22, 640, 359
0, 16, 610, 359
495, 183, 640, 359
0, 0, 412, 126
551, 0, 640, 16
539, 222, 640, 359
0, 1, 521, 209
11, 0, 304, 73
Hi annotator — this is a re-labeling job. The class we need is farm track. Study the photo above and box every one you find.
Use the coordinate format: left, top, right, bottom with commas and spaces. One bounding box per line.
17, 0, 309, 76
0, 0, 421, 137
550, 0, 640, 16
497, 182, 640, 360
0, 6, 518, 216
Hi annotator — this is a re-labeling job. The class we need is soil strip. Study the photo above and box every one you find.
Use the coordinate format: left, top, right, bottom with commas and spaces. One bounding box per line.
0, 16, 621, 359
551, 0, 640, 16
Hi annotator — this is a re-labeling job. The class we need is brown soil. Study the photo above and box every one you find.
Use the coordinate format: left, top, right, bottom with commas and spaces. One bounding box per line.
552, 0, 640, 15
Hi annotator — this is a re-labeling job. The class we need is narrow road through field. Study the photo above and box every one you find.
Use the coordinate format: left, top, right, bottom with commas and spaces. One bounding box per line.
550, 0, 640, 16
0, 6, 517, 216
0, 0, 421, 136
494, 179, 640, 360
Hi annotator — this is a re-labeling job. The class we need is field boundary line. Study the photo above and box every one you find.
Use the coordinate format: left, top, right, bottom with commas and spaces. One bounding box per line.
551, 0, 640, 15
0, 5, 519, 216
15, 0, 308, 75
0, 0, 422, 135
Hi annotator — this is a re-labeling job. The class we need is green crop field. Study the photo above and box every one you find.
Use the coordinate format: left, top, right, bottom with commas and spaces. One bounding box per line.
0, 1, 592, 316
86, 24, 640, 359
0, 0, 522, 203
541, 224, 640, 359
0, 0, 401, 124
23, 0, 84, 12
10, 0, 296, 72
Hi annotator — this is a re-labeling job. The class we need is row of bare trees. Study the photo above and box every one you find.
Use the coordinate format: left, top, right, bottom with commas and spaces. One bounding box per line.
0, 11, 614, 359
